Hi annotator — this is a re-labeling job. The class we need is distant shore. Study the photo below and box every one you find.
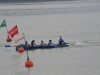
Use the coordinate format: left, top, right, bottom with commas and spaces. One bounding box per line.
0, 0, 73, 3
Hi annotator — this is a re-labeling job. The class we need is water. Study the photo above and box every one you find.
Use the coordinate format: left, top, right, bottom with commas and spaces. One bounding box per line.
0, 0, 100, 75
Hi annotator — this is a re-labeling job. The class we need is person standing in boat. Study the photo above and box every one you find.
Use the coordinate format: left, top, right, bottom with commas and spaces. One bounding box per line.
31, 40, 37, 47
48, 40, 54, 46
40, 40, 47, 46
59, 36, 66, 45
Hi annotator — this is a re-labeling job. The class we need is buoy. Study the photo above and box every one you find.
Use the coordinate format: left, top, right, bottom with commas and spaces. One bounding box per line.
18, 47, 24, 53
25, 54, 34, 68
25, 58, 34, 68
6, 35, 12, 42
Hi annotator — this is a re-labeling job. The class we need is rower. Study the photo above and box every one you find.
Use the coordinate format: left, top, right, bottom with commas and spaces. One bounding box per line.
59, 36, 66, 45
31, 40, 37, 47
48, 40, 53, 46
40, 40, 47, 46
25, 41, 31, 47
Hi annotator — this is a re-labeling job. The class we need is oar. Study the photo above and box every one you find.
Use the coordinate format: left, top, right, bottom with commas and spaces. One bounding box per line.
65, 42, 71, 44
4, 43, 72, 47
5, 45, 16, 47
62, 42, 72, 45
5, 44, 25, 47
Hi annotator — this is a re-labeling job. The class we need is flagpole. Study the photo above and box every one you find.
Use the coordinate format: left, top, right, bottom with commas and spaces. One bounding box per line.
5, 20, 9, 38
6, 25, 9, 36
23, 33, 29, 60
6, 25, 8, 32
22, 33, 25, 45
17, 25, 19, 36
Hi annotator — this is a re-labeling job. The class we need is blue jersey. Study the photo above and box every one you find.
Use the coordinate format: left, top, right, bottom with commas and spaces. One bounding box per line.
40, 42, 44, 46
59, 38, 64, 43
59, 38, 64, 45
48, 42, 52, 46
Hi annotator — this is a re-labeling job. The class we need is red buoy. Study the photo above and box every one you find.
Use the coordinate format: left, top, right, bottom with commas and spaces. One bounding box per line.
25, 60, 34, 68
18, 47, 24, 53
25, 55, 34, 68
6, 35, 12, 42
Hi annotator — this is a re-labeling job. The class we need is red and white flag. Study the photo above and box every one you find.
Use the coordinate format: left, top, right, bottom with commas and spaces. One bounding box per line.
15, 36, 25, 43
14, 33, 25, 43
8, 25, 19, 38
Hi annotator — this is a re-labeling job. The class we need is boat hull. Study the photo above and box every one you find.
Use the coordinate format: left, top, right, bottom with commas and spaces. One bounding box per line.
16, 44, 69, 51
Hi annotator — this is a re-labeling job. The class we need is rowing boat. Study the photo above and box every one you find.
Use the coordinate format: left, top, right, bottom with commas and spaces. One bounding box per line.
5, 43, 69, 51
15, 43, 69, 51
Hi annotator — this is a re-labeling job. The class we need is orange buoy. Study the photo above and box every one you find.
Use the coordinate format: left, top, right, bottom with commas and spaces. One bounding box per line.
6, 35, 12, 42
25, 60, 34, 68
18, 47, 24, 53
25, 55, 34, 68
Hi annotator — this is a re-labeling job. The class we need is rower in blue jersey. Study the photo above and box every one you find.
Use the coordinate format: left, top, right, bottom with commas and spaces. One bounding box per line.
40, 40, 47, 46
40, 40, 44, 46
48, 40, 53, 46
59, 36, 65, 45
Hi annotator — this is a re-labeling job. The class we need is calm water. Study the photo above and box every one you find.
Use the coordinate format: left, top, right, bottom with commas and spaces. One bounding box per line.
0, 0, 100, 75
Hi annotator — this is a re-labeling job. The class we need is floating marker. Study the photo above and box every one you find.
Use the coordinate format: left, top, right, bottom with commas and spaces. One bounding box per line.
6, 35, 12, 42
25, 51, 34, 68
25, 59, 34, 68
18, 47, 24, 53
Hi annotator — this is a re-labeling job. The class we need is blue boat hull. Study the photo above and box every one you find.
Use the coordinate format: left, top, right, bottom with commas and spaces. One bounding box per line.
16, 44, 69, 51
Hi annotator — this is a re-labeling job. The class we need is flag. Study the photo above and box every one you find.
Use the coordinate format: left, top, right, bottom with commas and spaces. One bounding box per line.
15, 35, 25, 43
8, 25, 19, 38
0, 20, 6, 28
